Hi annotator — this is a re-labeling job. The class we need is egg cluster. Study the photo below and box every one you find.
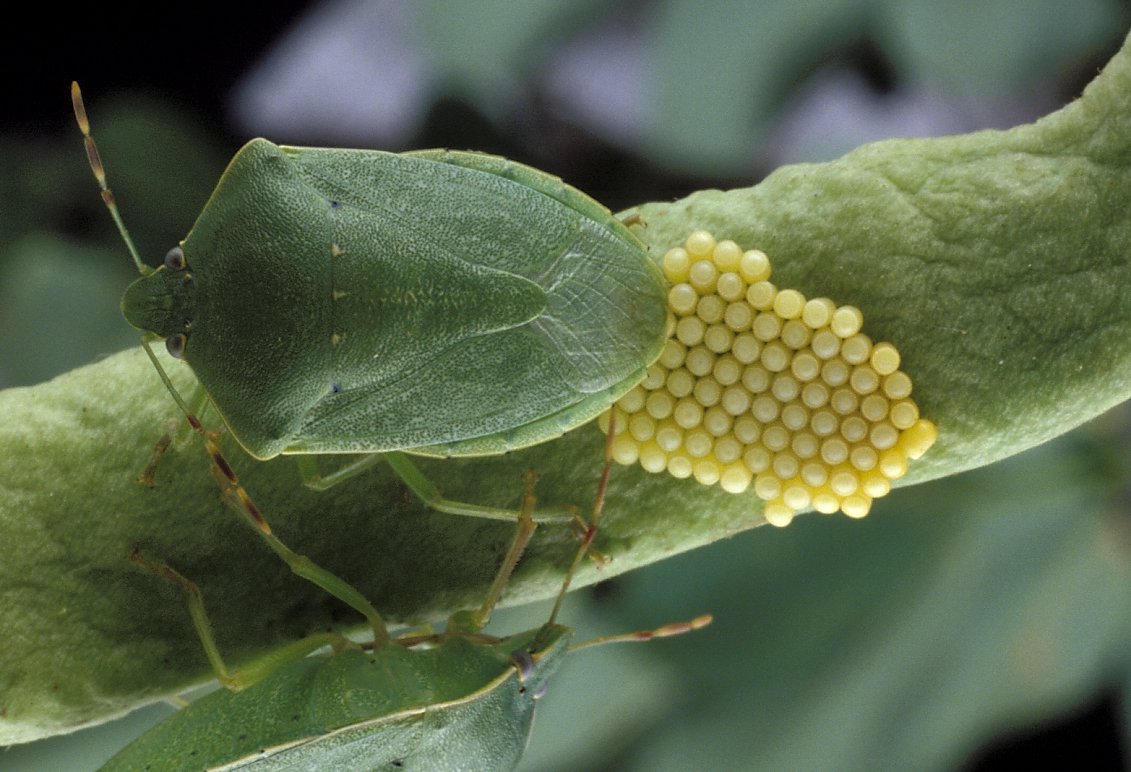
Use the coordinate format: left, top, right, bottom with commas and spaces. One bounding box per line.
598, 230, 937, 527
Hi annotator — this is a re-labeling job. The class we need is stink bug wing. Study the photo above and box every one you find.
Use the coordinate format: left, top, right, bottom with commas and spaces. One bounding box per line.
283, 144, 668, 392
276, 146, 667, 457
292, 320, 583, 455
403, 148, 669, 389
101, 648, 428, 770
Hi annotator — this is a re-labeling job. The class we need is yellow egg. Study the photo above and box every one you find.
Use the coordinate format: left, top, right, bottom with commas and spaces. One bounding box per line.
600, 231, 936, 527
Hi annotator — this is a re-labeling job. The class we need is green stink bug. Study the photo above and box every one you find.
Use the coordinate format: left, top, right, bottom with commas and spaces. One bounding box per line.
73, 83, 667, 465
73, 82, 666, 642
104, 441, 709, 770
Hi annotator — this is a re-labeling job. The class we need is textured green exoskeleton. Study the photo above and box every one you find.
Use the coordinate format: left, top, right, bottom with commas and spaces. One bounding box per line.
122, 139, 668, 460
101, 625, 574, 770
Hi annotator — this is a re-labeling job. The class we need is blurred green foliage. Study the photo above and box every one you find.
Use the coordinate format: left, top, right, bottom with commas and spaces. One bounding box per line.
414, 0, 1126, 173
0, 95, 228, 389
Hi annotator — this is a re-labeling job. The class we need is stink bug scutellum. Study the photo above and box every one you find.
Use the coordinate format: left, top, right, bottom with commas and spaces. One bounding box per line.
72, 83, 668, 636
104, 425, 710, 770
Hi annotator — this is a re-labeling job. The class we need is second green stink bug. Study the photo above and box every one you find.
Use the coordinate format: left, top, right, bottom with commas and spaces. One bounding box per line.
104, 444, 709, 770
73, 83, 667, 515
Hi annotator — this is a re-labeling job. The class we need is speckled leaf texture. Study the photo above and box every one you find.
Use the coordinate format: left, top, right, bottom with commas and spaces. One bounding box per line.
3, 32, 1130, 745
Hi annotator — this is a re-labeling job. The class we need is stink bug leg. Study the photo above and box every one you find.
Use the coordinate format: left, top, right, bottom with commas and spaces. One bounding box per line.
447, 413, 617, 638
127, 548, 350, 692
136, 384, 210, 486
296, 452, 580, 524
200, 425, 391, 646
549, 412, 617, 624
128, 333, 388, 645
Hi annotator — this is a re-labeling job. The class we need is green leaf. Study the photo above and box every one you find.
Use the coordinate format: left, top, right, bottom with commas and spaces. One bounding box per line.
630, 28, 1131, 484
4, 29, 1131, 748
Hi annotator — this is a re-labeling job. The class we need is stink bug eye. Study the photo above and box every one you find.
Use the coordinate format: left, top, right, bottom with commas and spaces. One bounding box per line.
163, 246, 185, 271
511, 647, 536, 683
165, 334, 186, 359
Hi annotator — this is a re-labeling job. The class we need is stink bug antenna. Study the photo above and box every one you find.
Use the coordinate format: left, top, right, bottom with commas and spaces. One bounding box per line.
71, 82, 151, 276
569, 614, 713, 653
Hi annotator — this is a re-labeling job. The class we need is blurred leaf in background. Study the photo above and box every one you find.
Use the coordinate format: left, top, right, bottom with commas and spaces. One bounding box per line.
3, 1, 1130, 769
0, 95, 229, 388
520, 411, 1131, 770
233, 0, 1127, 174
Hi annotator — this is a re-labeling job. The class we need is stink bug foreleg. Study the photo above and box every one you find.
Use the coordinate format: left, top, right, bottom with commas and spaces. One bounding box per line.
137, 382, 210, 486
201, 427, 391, 647
136, 417, 178, 487
135, 336, 391, 646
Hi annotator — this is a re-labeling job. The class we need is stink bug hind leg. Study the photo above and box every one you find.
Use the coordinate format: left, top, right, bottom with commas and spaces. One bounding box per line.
450, 471, 542, 634
556, 416, 716, 652
548, 415, 618, 625
128, 548, 350, 691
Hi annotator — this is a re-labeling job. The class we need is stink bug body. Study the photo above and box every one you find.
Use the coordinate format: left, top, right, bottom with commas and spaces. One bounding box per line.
102, 611, 578, 770
74, 82, 668, 637
90, 95, 668, 462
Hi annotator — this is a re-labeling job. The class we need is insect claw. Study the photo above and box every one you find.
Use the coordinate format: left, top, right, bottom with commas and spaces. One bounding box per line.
136, 419, 180, 486
586, 547, 612, 568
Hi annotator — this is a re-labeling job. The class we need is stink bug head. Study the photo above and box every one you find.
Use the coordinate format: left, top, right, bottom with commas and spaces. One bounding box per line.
515, 622, 573, 699
120, 259, 195, 341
